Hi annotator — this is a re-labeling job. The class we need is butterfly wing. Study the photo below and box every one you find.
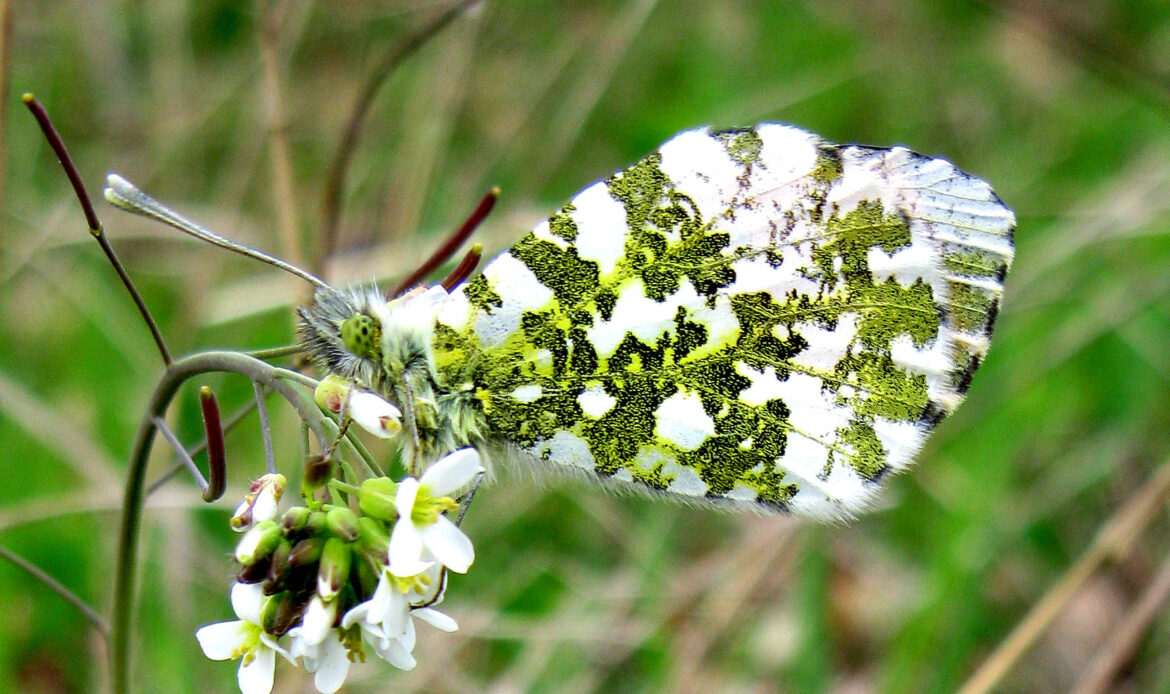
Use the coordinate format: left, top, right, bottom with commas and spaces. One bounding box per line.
432, 124, 1014, 519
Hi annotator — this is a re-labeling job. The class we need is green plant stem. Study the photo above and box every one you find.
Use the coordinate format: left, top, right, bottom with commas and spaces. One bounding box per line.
343, 428, 383, 477
146, 397, 258, 496
0, 544, 109, 636
110, 350, 329, 694
247, 343, 303, 360
329, 479, 360, 496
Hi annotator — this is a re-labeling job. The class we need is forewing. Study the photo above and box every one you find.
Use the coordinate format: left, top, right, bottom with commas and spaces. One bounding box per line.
433, 124, 1014, 519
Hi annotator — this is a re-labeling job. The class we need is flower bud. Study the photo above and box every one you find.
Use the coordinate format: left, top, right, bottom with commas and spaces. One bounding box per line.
287, 537, 323, 567
230, 473, 287, 531
325, 506, 359, 541
281, 506, 311, 534
317, 537, 352, 601
358, 477, 398, 522
265, 539, 292, 589
235, 520, 282, 565
355, 551, 380, 596
236, 557, 270, 584
347, 390, 402, 439
305, 509, 328, 535
262, 590, 302, 636
357, 516, 390, 555
259, 590, 282, 633
302, 455, 333, 496
313, 374, 350, 414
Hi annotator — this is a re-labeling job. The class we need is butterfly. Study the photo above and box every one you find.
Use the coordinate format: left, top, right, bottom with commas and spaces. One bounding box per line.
109, 123, 1014, 520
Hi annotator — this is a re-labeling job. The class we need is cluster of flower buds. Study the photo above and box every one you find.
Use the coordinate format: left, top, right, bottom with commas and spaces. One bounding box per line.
196, 387, 484, 694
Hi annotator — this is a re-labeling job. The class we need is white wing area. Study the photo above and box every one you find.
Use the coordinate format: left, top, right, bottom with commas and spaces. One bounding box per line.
435, 124, 1014, 519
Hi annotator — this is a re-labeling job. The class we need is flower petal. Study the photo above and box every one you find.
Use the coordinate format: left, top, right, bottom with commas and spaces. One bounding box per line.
419, 515, 475, 573
395, 477, 420, 517
237, 646, 276, 694
420, 448, 483, 497
231, 582, 265, 625
312, 636, 351, 694
340, 601, 370, 630
302, 596, 336, 646
388, 514, 428, 577
369, 571, 392, 618
413, 607, 459, 633
260, 632, 293, 665
380, 582, 409, 638
195, 620, 247, 660
347, 391, 401, 439
370, 617, 417, 671
371, 636, 416, 671
233, 526, 265, 564
286, 627, 310, 660
231, 499, 253, 532
251, 488, 278, 524
400, 615, 417, 653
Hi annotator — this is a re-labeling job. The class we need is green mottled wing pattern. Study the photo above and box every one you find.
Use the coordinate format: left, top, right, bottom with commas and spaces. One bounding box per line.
431, 124, 1014, 518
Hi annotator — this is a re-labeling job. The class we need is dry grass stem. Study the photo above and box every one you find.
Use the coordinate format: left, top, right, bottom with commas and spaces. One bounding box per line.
957, 460, 1170, 694
317, 0, 482, 271
257, 0, 305, 286
1069, 550, 1170, 694
0, 0, 13, 241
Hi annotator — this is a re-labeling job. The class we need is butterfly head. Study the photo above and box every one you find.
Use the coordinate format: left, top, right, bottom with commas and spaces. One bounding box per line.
299, 284, 451, 395
298, 285, 388, 390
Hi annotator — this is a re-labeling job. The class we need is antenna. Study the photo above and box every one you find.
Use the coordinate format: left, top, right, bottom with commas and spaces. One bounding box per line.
104, 173, 331, 290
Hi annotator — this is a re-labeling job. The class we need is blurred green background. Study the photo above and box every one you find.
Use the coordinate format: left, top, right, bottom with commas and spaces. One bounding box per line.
3, 1, 1170, 692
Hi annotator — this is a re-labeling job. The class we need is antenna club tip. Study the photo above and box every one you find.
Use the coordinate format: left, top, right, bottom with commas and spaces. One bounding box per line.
21, 93, 34, 104
489, 186, 501, 197
103, 173, 136, 206
469, 242, 484, 254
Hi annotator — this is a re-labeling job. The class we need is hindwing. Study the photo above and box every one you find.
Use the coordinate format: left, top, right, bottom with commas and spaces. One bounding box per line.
431, 124, 1014, 518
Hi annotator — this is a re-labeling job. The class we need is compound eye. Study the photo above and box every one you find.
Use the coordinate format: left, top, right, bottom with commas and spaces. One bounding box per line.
340, 313, 382, 360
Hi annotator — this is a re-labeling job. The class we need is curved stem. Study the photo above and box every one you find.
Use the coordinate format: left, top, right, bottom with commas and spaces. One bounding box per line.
110, 351, 328, 694
247, 343, 303, 361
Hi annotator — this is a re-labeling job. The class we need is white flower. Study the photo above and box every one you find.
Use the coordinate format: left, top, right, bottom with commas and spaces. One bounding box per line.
288, 628, 351, 694
347, 390, 402, 439
341, 603, 415, 670
195, 582, 288, 694
231, 474, 287, 531
340, 596, 417, 671
340, 562, 457, 671
388, 448, 483, 575
346, 567, 412, 638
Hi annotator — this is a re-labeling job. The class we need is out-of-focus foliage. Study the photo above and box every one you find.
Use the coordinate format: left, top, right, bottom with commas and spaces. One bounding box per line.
3, 1, 1170, 692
